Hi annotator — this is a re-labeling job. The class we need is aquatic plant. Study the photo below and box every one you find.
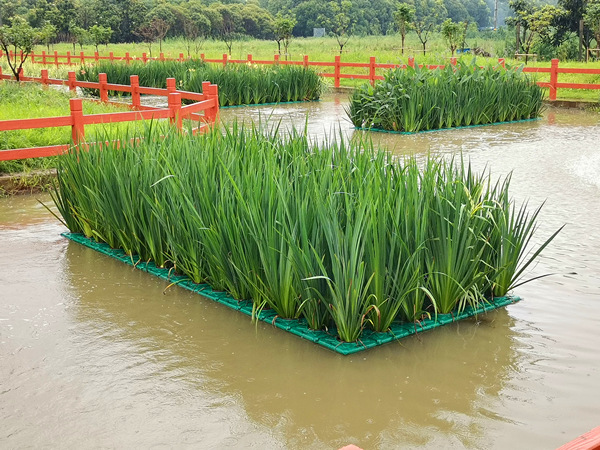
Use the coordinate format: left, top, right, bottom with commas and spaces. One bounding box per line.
348, 60, 544, 133
53, 123, 559, 342
77, 60, 322, 106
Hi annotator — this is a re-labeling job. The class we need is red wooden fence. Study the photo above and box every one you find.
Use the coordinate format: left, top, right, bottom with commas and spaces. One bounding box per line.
0, 68, 219, 161
3, 49, 600, 100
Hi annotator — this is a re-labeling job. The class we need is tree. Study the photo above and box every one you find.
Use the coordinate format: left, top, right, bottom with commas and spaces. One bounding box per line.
394, 3, 414, 55
148, 5, 175, 52
241, 3, 274, 39
441, 18, 464, 55
89, 24, 112, 52
211, 4, 243, 55
509, 1, 565, 62
584, 0, 600, 52
69, 24, 88, 52
320, 0, 354, 54
38, 23, 57, 52
274, 14, 296, 58
183, 12, 211, 57
0, 17, 40, 81
413, 0, 447, 55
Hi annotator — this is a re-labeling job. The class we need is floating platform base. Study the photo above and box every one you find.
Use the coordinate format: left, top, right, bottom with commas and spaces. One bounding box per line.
354, 117, 541, 135
63, 232, 522, 355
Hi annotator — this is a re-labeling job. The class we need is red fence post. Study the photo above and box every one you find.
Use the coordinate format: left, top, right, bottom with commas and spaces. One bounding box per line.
95, 51, 99, 62
549, 58, 559, 101
274, 54, 279, 65
42, 50, 47, 65
18, 67, 24, 79
166, 77, 176, 95
204, 82, 219, 125
408, 57, 415, 68
67, 51, 72, 65
450, 57, 457, 66
80, 51, 85, 65
130, 75, 140, 108
168, 92, 182, 129
498, 58, 505, 68
125, 52, 131, 64
0, 66, 3, 80
247, 54, 253, 63
98, 73, 108, 102
223, 53, 228, 67
369, 56, 376, 85
70, 98, 85, 145
54, 51, 59, 67
334, 55, 341, 88
68, 71, 77, 93
109, 52, 114, 62
41, 69, 49, 87
160, 52, 165, 61
31, 52, 35, 63
303, 55, 309, 68
179, 52, 184, 61
142, 52, 147, 63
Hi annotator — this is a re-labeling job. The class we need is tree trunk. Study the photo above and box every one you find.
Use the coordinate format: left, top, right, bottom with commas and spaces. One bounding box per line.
401, 34, 405, 55
423, 41, 426, 55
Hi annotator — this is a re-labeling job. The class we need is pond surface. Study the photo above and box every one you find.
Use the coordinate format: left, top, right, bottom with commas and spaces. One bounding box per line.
2, 93, 600, 449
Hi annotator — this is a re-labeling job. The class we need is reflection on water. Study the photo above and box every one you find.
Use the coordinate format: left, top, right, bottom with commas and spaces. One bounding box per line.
1, 97, 600, 449
62, 243, 519, 449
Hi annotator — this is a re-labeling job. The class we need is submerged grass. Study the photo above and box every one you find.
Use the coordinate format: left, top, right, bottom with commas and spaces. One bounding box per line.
77, 60, 322, 106
53, 123, 560, 343
348, 60, 545, 133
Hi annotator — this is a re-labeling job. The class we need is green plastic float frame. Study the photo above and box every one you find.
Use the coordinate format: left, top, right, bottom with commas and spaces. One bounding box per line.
63, 232, 522, 355
354, 117, 541, 135
219, 99, 321, 109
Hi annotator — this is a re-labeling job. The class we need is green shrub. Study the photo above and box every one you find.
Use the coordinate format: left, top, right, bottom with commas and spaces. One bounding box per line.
348, 60, 544, 133
53, 124, 559, 342
77, 60, 323, 106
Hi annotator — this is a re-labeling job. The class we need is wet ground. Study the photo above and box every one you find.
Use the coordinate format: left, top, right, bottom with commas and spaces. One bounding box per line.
1, 93, 600, 449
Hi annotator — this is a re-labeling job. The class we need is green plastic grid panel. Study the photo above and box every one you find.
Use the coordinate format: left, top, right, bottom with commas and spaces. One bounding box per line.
63, 232, 522, 355
220, 99, 321, 109
354, 117, 541, 135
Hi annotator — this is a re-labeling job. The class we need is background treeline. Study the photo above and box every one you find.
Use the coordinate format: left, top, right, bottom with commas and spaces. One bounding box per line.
0, 0, 501, 43
0, 0, 599, 61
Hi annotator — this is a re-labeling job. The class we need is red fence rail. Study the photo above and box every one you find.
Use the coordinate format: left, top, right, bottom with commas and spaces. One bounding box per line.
0, 68, 219, 161
2, 49, 600, 101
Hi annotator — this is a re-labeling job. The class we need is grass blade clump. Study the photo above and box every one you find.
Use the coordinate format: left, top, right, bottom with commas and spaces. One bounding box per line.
53, 122, 559, 343
348, 60, 544, 133
77, 60, 322, 106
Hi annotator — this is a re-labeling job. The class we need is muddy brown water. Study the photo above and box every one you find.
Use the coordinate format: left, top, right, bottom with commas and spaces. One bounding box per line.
1, 94, 600, 449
